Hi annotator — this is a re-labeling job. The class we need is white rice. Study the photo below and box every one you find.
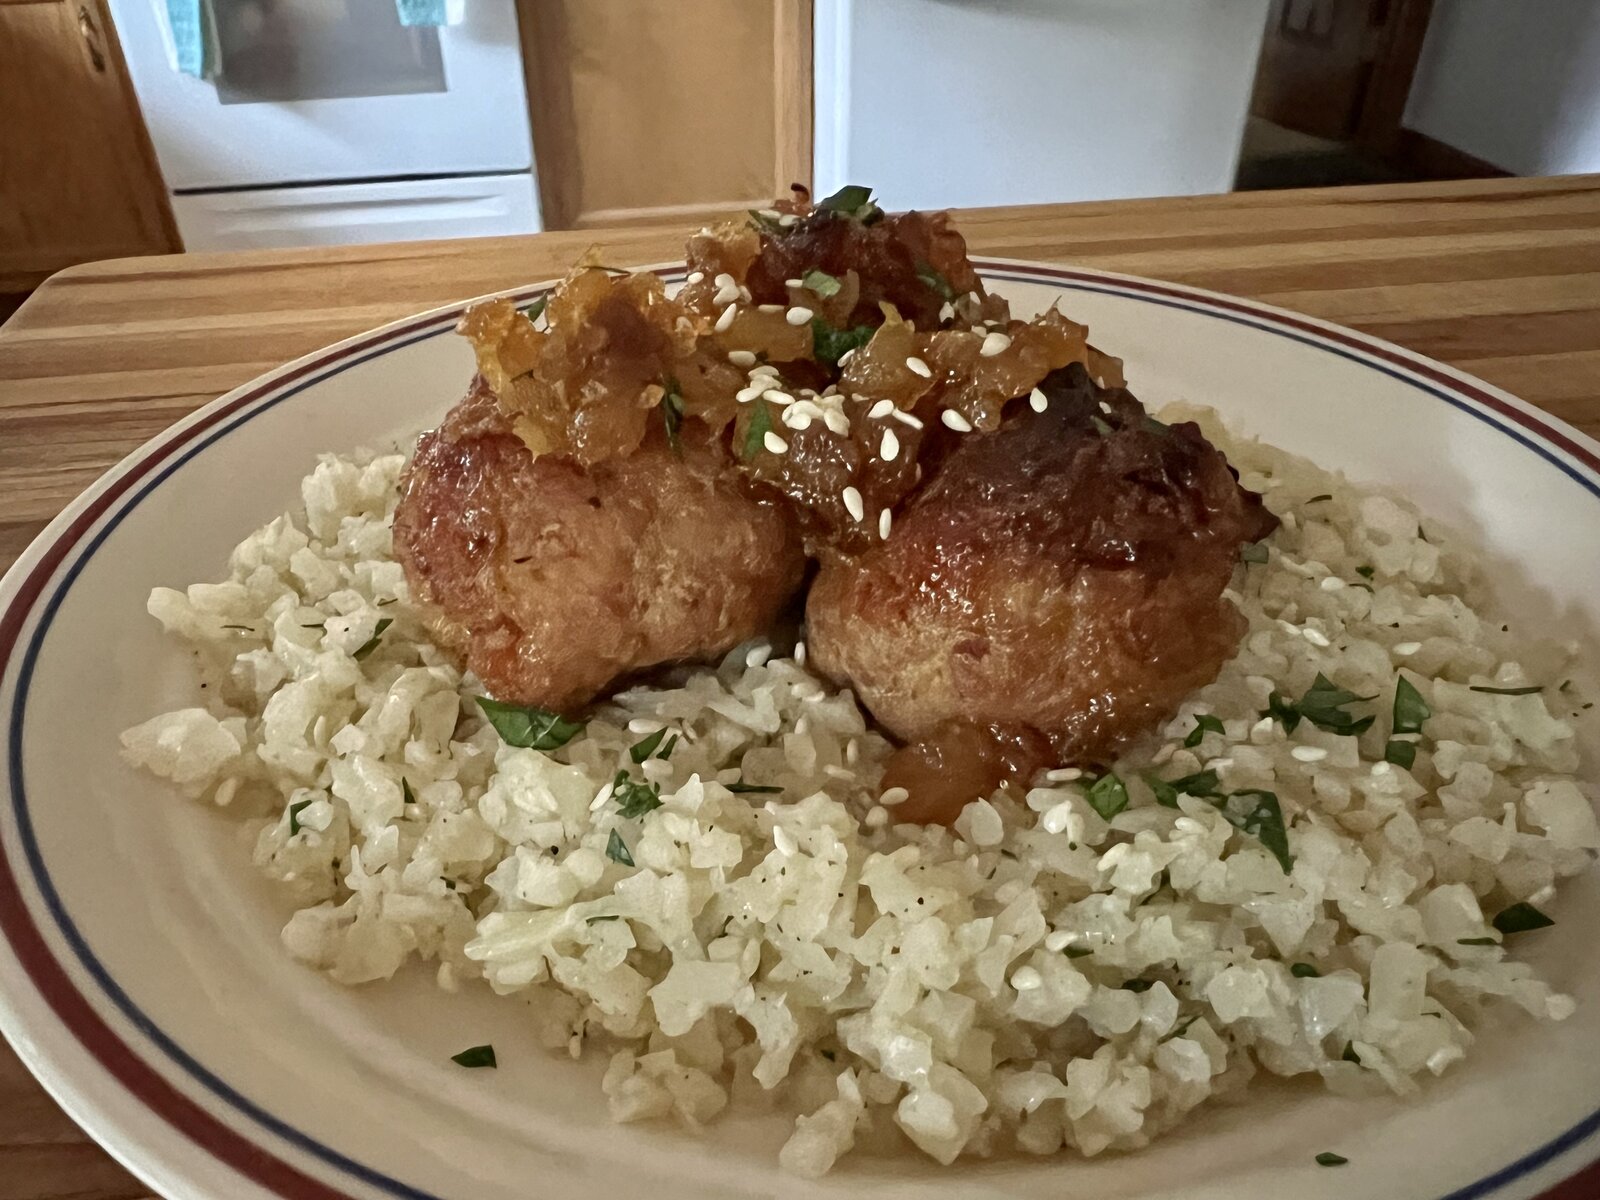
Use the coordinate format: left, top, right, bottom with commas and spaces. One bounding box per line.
121, 425, 1599, 1176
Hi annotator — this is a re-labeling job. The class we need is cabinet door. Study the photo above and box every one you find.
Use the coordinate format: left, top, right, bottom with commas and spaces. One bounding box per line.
518, 0, 811, 229
0, 0, 179, 291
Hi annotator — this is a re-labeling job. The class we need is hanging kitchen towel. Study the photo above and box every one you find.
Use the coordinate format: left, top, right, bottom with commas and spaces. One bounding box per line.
154, 0, 220, 78
395, 0, 465, 27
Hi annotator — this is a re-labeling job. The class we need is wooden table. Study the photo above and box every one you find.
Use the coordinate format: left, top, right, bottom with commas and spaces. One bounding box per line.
1, 174, 1598, 1198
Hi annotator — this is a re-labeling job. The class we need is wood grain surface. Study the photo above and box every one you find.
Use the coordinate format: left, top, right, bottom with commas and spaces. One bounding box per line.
0, 174, 1598, 1199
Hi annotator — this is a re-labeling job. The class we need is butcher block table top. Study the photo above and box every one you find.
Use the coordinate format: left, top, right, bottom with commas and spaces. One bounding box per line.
1, 173, 1599, 1199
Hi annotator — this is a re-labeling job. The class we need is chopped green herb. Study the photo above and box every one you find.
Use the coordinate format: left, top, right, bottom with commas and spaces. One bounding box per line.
402, 778, 416, 805
1356, 565, 1375, 579
817, 184, 882, 223
1164, 1013, 1202, 1041
1241, 541, 1270, 565
660, 383, 685, 455
1470, 684, 1542, 696
1184, 713, 1225, 748
475, 696, 585, 750
1492, 902, 1554, 934
1457, 936, 1498, 946
1263, 690, 1302, 733
586, 914, 621, 924
811, 318, 875, 367
1306, 494, 1332, 504
605, 829, 634, 867
1295, 674, 1377, 736
1063, 945, 1094, 959
1217, 789, 1294, 873
520, 295, 549, 323
221, 624, 254, 631
630, 729, 668, 763
742, 400, 774, 460
1148, 768, 1221, 809
802, 268, 842, 298
376, 597, 399, 606
287, 799, 313, 836
1315, 1152, 1349, 1167
1120, 979, 1155, 993
1393, 675, 1431, 735
820, 1048, 837, 1062
1290, 962, 1321, 978
1342, 1041, 1361, 1063
1089, 414, 1113, 436
1141, 415, 1171, 436
613, 771, 663, 819
727, 780, 783, 794
451, 1044, 497, 1069
300, 621, 325, 629
1085, 772, 1129, 819
748, 209, 785, 234
1383, 739, 1417, 769
656, 733, 679, 760
915, 260, 955, 302
352, 617, 393, 661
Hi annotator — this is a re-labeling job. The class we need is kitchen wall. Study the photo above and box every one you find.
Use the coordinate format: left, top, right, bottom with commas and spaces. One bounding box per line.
813, 0, 1272, 211
1404, 0, 1600, 175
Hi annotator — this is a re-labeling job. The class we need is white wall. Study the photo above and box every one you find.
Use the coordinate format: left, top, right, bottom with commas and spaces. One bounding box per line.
1404, 0, 1600, 175
813, 0, 1271, 211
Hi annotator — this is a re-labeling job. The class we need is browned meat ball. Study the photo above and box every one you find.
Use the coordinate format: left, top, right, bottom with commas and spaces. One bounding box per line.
806, 363, 1277, 823
393, 377, 807, 712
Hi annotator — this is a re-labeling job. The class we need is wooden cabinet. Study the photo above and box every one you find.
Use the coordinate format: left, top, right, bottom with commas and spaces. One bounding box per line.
0, 0, 179, 293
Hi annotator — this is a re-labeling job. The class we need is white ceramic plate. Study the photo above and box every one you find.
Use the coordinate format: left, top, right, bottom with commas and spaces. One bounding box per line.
1, 261, 1597, 1200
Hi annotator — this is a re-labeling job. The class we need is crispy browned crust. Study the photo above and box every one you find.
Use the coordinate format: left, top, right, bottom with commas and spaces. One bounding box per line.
393, 377, 806, 710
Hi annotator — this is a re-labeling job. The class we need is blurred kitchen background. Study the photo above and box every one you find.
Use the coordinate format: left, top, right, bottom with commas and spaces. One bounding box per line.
3, 0, 1598, 322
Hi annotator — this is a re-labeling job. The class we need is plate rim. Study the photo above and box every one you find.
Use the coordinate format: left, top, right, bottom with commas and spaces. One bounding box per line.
1, 258, 1597, 1200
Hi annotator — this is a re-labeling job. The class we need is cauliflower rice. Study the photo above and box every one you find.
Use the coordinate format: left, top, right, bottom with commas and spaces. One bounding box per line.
121, 413, 1599, 1176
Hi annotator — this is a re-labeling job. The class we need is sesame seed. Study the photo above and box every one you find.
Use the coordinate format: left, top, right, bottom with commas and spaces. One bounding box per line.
823, 410, 850, 435
1010, 966, 1044, 991
891, 409, 924, 429
837, 348, 857, 366
868, 399, 895, 419
794, 640, 807, 666
939, 302, 955, 322
763, 431, 789, 455
750, 363, 780, 378
941, 409, 973, 432
980, 331, 1012, 357
735, 383, 766, 404
686, 271, 705, 285
715, 304, 737, 333
786, 307, 814, 326
1320, 577, 1345, 592
864, 806, 889, 828
878, 508, 892, 539
1393, 641, 1422, 655
764, 390, 796, 406
784, 277, 803, 288
841, 486, 865, 522
1044, 930, 1074, 952
782, 409, 814, 431
714, 272, 734, 289
1041, 802, 1073, 834
846, 738, 860, 765
728, 349, 757, 367
745, 644, 772, 668
1291, 746, 1329, 762
1045, 767, 1083, 782
757, 208, 780, 219
1303, 628, 1332, 647
880, 428, 901, 461
758, 303, 783, 313
879, 786, 910, 806
712, 275, 740, 307
589, 781, 615, 811
773, 826, 798, 856
1029, 388, 1048, 413
905, 356, 932, 378
778, 213, 799, 227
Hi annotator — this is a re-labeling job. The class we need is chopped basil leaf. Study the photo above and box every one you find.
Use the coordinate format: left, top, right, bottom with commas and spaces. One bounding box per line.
1393, 675, 1431, 735
660, 383, 685, 455
1492, 902, 1554, 934
1342, 1041, 1361, 1063
1149, 768, 1221, 808
727, 780, 783, 794
742, 400, 774, 460
1089, 414, 1113, 436
475, 696, 585, 750
1184, 713, 1225, 748
1295, 673, 1376, 736
1241, 541, 1269, 564
1470, 684, 1542, 696
352, 617, 393, 661
630, 729, 668, 763
1290, 962, 1321, 978
1120, 979, 1154, 993
811, 317, 875, 367
1457, 936, 1498, 946
586, 914, 620, 924
817, 184, 882, 223
1306, 494, 1332, 504
748, 209, 785, 234
402, 778, 416, 805
520, 295, 548, 323
1084, 772, 1129, 819
1383, 739, 1417, 769
1315, 1152, 1349, 1167
451, 1044, 497, 1069
287, 799, 312, 836
1262, 690, 1302, 733
656, 733, 679, 760
1356, 564, 1375, 579
605, 829, 634, 867
613, 771, 663, 819
1217, 789, 1294, 873
802, 268, 842, 298
915, 260, 955, 302
1063, 946, 1094, 959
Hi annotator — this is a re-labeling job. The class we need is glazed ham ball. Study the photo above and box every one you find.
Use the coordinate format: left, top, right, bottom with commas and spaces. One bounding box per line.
806, 363, 1276, 823
393, 378, 805, 712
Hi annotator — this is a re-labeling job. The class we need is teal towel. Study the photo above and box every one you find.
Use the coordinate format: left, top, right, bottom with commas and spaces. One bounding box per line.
396, 0, 461, 27
164, 0, 215, 78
